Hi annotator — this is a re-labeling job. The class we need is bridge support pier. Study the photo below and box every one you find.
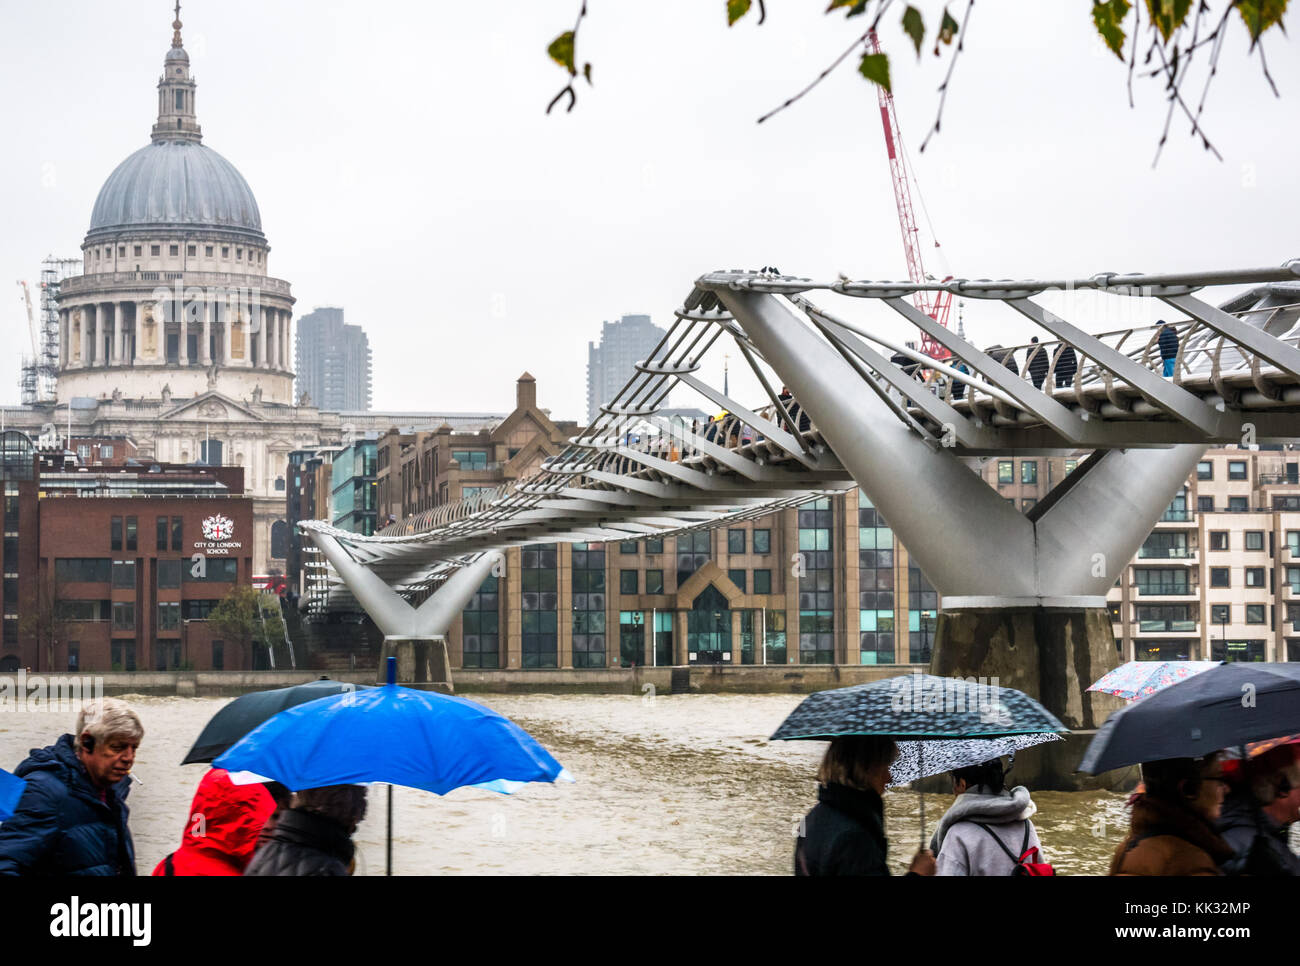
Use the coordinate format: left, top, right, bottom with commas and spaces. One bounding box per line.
308, 531, 503, 692
716, 287, 1202, 784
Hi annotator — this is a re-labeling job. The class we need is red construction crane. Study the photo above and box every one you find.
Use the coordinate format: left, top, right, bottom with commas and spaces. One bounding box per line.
868, 30, 953, 361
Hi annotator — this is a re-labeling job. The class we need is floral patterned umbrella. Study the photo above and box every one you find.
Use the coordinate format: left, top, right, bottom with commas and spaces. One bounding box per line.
1086, 660, 1220, 701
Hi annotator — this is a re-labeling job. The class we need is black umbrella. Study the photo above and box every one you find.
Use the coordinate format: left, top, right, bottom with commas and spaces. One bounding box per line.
1079, 662, 1300, 774
181, 677, 372, 765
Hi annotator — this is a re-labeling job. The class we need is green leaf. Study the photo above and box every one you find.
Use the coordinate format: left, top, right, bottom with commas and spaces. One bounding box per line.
901, 5, 925, 57
858, 51, 891, 92
1144, 0, 1192, 44
547, 31, 576, 74
827, 0, 869, 17
727, 0, 752, 25
1092, 0, 1131, 59
1237, 0, 1289, 47
937, 8, 960, 46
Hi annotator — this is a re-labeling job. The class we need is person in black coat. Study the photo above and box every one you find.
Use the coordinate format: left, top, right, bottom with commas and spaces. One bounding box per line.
794, 736, 935, 876
244, 784, 367, 876
1217, 744, 1300, 876
0, 699, 143, 876
1053, 343, 1078, 388
1026, 337, 1049, 389
1157, 322, 1180, 378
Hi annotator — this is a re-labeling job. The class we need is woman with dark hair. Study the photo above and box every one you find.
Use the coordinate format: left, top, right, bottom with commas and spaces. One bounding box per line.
930, 757, 1047, 876
794, 736, 935, 877
1110, 755, 1234, 876
244, 784, 368, 877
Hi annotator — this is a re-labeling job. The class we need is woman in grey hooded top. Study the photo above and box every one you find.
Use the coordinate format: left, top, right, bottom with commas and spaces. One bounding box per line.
930, 757, 1047, 876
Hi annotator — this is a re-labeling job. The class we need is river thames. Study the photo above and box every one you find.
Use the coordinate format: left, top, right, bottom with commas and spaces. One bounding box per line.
0, 692, 1133, 875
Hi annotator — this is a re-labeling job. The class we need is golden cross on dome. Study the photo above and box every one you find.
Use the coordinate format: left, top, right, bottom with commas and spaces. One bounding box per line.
172, 1, 183, 47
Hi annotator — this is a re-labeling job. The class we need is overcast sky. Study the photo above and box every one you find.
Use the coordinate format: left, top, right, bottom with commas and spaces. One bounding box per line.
2, 2, 1297, 421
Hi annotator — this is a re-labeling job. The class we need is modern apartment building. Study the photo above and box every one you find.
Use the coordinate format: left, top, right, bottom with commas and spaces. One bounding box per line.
1108, 445, 1300, 663
586, 314, 667, 423
294, 306, 373, 411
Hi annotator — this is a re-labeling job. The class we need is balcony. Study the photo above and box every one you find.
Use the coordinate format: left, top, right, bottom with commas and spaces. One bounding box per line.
1133, 583, 1194, 597
1137, 546, 1196, 560
1136, 619, 1199, 633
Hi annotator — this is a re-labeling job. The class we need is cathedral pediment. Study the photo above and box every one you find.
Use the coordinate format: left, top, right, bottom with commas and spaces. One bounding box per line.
161, 392, 264, 423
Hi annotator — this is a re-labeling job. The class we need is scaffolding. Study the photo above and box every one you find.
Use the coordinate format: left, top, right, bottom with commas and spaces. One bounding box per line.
19, 255, 79, 405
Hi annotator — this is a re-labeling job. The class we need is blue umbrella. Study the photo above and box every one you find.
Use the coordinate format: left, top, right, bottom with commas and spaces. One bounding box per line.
215, 657, 572, 874
0, 768, 26, 822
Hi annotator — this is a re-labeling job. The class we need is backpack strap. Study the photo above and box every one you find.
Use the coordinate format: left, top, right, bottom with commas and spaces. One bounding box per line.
163, 852, 175, 876
973, 822, 1021, 865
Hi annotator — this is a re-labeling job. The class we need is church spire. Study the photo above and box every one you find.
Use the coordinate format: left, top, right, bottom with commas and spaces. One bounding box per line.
152, 2, 202, 144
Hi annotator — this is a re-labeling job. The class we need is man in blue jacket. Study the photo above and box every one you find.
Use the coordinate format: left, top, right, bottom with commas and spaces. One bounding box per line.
0, 698, 143, 875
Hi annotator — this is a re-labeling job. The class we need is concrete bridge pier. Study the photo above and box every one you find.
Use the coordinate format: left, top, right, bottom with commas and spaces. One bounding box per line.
309, 532, 502, 693
717, 287, 1205, 784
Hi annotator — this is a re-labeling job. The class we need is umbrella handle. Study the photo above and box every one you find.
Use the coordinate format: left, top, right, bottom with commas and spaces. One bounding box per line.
918, 742, 926, 852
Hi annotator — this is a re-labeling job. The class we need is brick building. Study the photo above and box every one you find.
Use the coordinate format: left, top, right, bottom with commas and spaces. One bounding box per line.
0, 430, 253, 672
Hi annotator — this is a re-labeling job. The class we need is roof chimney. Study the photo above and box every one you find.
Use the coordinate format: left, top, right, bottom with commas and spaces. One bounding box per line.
516, 372, 537, 411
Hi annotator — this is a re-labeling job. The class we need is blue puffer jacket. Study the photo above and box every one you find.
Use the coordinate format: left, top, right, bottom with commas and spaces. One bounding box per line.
0, 734, 135, 876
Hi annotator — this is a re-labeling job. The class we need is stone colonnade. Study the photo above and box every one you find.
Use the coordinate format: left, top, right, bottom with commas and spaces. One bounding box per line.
59, 296, 292, 370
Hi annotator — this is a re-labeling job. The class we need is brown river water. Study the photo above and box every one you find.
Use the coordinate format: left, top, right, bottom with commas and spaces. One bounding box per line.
0, 692, 1134, 875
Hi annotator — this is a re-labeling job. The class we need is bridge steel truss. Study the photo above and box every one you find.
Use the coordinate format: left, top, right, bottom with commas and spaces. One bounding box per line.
303, 260, 1300, 633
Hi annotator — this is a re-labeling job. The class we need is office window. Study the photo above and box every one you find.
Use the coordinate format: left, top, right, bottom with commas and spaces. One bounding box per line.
754, 569, 772, 594
110, 642, 136, 672
1209, 531, 1228, 551
156, 516, 168, 551
211, 641, 224, 670
111, 601, 135, 631
461, 575, 499, 669
619, 541, 638, 555
753, 529, 771, 554
728, 529, 745, 554
205, 245, 213, 257
125, 516, 137, 551
619, 570, 638, 594
111, 516, 122, 551
55, 558, 112, 583
102, 445, 113, 459
451, 450, 488, 470
1022, 498, 1037, 511
170, 516, 182, 551
997, 460, 1014, 484
645, 538, 663, 554
522, 544, 560, 668
568, 544, 601, 668
798, 497, 835, 664
1228, 460, 1247, 481
1246, 603, 1266, 624
1064, 459, 1079, 474
646, 569, 664, 594
1228, 496, 1248, 513
1210, 604, 1230, 625
221, 246, 229, 257
186, 245, 196, 256
1197, 460, 1213, 480
1021, 461, 1038, 485
728, 569, 747, 592
1210, 567, 1230, 588
157, 559, 181, 589
157, 601, 181, 631
1135, 569, 1189, 595
677, 530, 711, 586
1245, 567, 1265, 587
184, 558, 238, 582
151, 245, 160, 256
182, 599, 221, 620
133, 245, 142, 256
1245, 531, 1264, 552
169, 245, 179, 257
112, 560, 135, 589
1198, 496, 1214, 512
1288, 531, 1300, 558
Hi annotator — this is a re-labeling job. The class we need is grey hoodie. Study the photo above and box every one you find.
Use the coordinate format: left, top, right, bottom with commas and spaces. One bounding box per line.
930, 784, 1044, 876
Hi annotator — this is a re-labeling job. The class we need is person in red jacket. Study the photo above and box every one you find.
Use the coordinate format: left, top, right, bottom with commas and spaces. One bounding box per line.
152, 768, 282, 876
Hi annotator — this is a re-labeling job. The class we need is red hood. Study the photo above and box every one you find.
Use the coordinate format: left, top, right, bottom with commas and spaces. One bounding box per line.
155, 768, 276, 875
